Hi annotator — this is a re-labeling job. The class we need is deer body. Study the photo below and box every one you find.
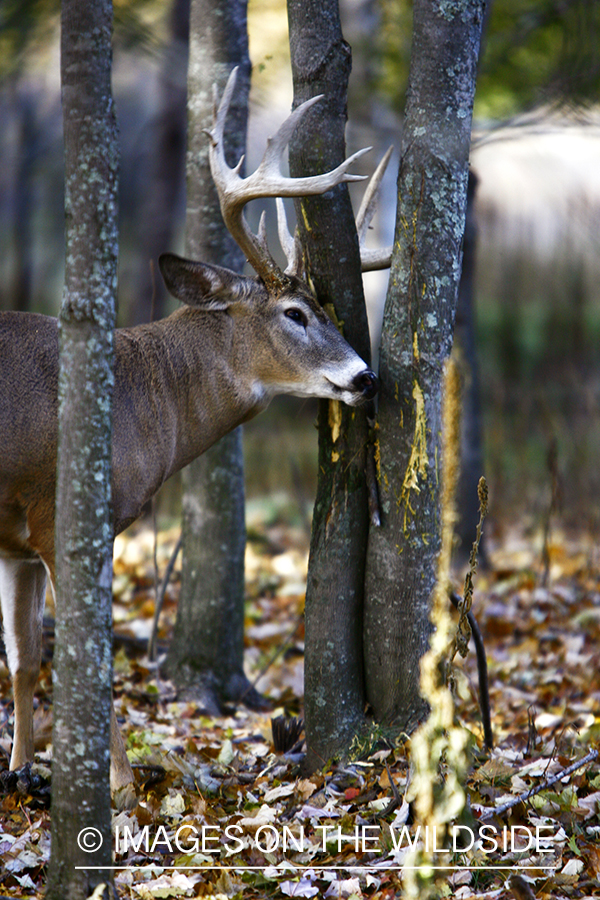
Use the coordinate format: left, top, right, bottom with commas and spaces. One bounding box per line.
0, 68, 387, 792
1, 266, 374, 550
0, 259, 376, 788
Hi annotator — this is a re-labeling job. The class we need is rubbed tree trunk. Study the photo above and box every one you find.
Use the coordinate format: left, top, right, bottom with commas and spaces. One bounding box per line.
287, 0, 372, 770
163, 0, 257, 711
363, 0, 485, 730
47, 0, 119, 896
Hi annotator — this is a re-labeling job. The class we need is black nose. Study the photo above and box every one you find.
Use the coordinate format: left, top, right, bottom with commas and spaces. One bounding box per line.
353, 369, 378, 400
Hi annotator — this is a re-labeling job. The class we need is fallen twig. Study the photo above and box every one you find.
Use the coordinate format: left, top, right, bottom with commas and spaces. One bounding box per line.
148, 532, 183, 661
478, 748, 599, 822
374, 758, 404, 819
450, 591, 493, 751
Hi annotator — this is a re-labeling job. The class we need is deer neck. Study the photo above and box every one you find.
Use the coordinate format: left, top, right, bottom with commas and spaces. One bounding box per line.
111, 307, 264, 533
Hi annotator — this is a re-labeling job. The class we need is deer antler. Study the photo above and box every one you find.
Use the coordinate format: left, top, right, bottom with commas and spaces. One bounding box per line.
208, 67, 370, 289
275, 198, 303, 278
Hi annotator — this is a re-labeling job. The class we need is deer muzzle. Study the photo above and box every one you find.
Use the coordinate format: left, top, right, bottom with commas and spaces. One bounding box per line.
353, 369, 378, 402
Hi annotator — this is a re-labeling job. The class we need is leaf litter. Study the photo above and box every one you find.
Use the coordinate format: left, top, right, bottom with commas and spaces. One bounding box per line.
1, 515, 599, 899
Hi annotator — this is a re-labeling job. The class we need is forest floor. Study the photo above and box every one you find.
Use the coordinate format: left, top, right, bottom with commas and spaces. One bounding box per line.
1, 505, 599, 899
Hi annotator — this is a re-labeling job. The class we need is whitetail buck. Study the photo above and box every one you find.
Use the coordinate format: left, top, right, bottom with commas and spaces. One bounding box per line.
0, 69, 390, 791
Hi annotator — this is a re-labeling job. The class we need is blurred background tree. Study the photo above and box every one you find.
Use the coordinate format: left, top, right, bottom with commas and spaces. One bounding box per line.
377, 0, 600, 116
161, 0, 262, 716
375, 0, 600, 541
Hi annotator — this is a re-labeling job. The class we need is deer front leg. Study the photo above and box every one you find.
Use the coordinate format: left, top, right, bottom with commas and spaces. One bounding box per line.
0, 558, 47, 770
0, 556, 134, 795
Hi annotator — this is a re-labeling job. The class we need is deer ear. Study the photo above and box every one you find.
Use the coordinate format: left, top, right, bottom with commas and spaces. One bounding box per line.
158, 253, 254, 310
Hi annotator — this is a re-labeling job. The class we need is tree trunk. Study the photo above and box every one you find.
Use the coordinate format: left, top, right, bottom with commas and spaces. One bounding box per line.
10, 88, 36, 313
163, 0, 257, 711
287, 0, 372, 771
363, 0, 485, 730
129, 0, 190, 326
453, 170, 486, 562
47, 0, 119, 896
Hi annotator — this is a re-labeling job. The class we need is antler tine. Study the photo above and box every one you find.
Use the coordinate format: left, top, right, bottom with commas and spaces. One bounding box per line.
233, 86, 371, 199
356, 145, 393, 272
360, 247, 393, 271
259, 95, 324, 176
208, 68, 282, 285
257, 210, 271, 255
276, 198, 305, 278
208, 67, 248, 189
211, 67, 239, 145
356, 146, 393, 242
257, 145, 371, 198
275, 198, 295, 266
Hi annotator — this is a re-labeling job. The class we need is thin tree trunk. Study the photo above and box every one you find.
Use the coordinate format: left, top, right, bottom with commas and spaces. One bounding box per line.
163, 0, 257, 711
47, 0, 119, 896
129, 0, 190, 326
363, 0, 485, 730
454, 170, 486, 561
287, 0, 371, 771
11, 89, 36, 313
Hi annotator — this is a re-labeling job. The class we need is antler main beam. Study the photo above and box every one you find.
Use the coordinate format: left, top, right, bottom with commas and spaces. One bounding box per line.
208, 67, 370, 287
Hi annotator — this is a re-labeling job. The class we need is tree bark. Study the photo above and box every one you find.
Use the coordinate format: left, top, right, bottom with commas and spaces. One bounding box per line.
287, 0, 372, 771
163, 0, 256, 711
47, 0, 119, 896
363, 0, 485, 730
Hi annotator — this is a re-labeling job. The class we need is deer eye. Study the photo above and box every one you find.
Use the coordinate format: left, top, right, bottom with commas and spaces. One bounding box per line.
285, 308, 307, 328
